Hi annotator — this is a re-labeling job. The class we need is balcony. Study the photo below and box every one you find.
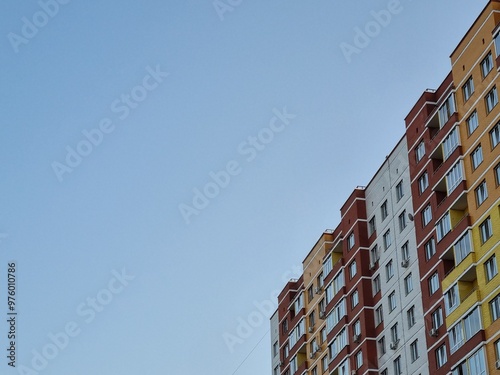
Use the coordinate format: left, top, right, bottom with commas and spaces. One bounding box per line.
442, 253, 476, 291
446, 287, 481, 327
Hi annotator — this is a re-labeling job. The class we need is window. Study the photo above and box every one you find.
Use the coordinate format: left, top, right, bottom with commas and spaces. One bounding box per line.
389, 291, 397, 312
485, 86, 498, 113
418, 172, 429, 194
452, 348, 487, 375
290, 356, 297, 374
422, 205, 432, 227
445, 284, 459, 315
321, 356, 328, 373
479, 217, 492, 244
368, 216, 376, 236
390, 323, 399, 342
449, 308, 481, 353
443, 126, 460, 159
349, 261, 357, 279
415, 141, 425, 162
393, 356, 402, 374
398, 210, 407, 232
481, 52, 493, 77
454, 231, 472, 265
274, 366, 280, 375
326, 299, 346, 332
319, 299, 325, 314
381, 370, 387, 375
491, 121, 500, 148
309, 311, 316, 329
446, 161, 464, 194
471, 145, 483, 170
396, 180, 404, 201
407, 306, 416, 328
386, 260, 394, 281
410, 339, 419, 362
311, 367, 317, 375
436, 344, 447, 368
373, 275, 381, 295
328, 328, 347, 360
404, 274, 413, 295
282, 319, 288, 334
370, 245, 379, 264
355, 351, 363, 369
347, 232, 355, 250
462, 76, 474, 102
291, 293, 304, 316
383, 229, 391, 249
325, 283, 333, 304
351, 290, 359, 308
323, 256, 333, 277
381, 200, 388, 220
466, 110, 479, 135
310, 338, 318, 353
283, 343, 289, 358
486, 255, 498, 282
317, 272, 324, 288
375, 305, 384, 326
308, 286, 314, 302
353, 319, 361, 336
288, 319, 305, 348
378, 336, 386, 356
425, 237, 436, 260
490, 293, 500, 321
273, 341, 278, 357
436, 213, 451, 242
495, 162, 500, 185
401, 242, 410, 262
475, 180, 488, 206
495, 31, 500, 57
496, 339, 500, 360
432, 307, 443, 329
439, 93, 455, 126
321, 327, 326, 343
333, 271, 344, 294
429, 272, 439, 295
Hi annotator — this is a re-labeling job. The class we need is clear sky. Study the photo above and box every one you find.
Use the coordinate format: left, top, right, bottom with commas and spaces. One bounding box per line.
0, 1, 487, 374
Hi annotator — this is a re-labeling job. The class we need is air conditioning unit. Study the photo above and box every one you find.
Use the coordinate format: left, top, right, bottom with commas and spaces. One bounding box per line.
351, 371, 357, 375
401, 259, 409, 268
496, 360, 500, 369
369, 262, 375, 270
315, 286, 323, 294
278, 361, 283, 367
353, 334, 360, 343
310, 352, 316, 359
390, 340, 399, 350
308, 326, 314, 333
319, 311, 326, 319
315, 347, 321, 353
429, 328, 438, 337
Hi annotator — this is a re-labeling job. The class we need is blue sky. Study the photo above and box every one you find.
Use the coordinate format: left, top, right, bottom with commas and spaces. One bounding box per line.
0, 1, 487, 374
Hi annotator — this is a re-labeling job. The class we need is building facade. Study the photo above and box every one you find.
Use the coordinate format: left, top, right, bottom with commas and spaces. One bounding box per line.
271, 1, 500, 374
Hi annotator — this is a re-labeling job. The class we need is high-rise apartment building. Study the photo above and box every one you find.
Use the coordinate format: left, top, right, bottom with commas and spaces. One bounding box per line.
271, 1, 500, 374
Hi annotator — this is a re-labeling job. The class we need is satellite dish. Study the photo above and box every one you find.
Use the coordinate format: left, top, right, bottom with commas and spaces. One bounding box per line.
408, 213, 414, 221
